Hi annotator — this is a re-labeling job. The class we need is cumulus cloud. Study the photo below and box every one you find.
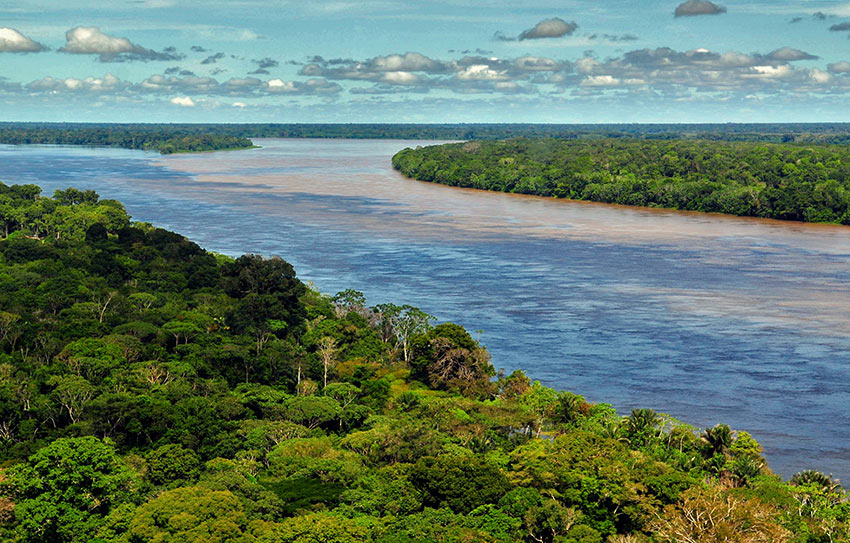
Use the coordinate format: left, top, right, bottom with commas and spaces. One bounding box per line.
0, 27, 45, 52
810, 68, 832, 84
266, 78, 342, 94
59, 26, 183, 62
299, 51, 570, 95
300, 52, 451, 83
766, 47, 819, 61
561, 45, 850, 98
126, 73, 343, 97
170, 96, 196, 107
674, 0, 726, 17
139, 74, 219, 93
581, 75, 622, 87
829, 22, 850, 31
26, 73, 129, 92
519, 18, 578, 40
455, 65, 509, 81
11, 44, 850, 106
828, 61, 850, 73
297, 51, 568, 95
496, 17, 577, 41
190, 45, 208, 52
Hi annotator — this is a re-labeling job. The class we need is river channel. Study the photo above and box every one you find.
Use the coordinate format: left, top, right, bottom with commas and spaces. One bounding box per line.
2, 138, 849, 480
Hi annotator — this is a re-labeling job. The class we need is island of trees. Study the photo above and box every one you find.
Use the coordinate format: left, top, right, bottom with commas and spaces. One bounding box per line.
393, 138, 850, 224
0, 124, 254, 154
0, 182, 847, 542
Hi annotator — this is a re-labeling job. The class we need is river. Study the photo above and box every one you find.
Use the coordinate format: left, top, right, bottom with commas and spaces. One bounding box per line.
2, 138, 849, 480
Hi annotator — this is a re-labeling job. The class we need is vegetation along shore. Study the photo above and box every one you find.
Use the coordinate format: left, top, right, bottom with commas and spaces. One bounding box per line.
393, 138, 850, 224
0, 183, 847, 542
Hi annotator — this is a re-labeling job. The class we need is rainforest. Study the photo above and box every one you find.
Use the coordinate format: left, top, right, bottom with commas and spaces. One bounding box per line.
393, 138, 850, 224
0, 182, 847, 543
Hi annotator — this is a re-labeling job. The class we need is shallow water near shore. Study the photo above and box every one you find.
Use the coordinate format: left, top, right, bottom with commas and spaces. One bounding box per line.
2, 138, 850, 480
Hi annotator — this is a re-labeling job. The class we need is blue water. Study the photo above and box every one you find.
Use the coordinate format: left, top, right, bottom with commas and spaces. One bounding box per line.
2, 140, 849, 481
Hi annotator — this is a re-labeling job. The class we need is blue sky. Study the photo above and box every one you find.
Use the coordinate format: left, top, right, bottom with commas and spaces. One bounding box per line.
1, 0, 849, 122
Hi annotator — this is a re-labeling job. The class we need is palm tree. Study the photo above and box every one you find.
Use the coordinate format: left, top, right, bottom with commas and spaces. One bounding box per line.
702, 424, 733, 456
620, 408, 661, 447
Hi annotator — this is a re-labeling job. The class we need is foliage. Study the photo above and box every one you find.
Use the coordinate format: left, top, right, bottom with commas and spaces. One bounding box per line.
0, 124, 253, 154
0, 184, 846, 543
393, 138, 850, 224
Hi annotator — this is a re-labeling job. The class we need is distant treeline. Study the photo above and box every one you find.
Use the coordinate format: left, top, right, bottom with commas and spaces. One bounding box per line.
0, 124, 254, 154
393, 138, 850, 224
6, 122, 850, 145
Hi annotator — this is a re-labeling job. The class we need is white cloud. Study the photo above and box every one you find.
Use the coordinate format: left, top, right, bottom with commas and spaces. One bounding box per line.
381, 71, 420, 84
810, 69, 832, 84
267, 78, 342, 94
61, 26, 136, 55
372, 52, 438, 72
748, 65, 793, 79
575, 57, 600, 74
170, 96, 196, 106
455, 64, 509, 81
26, 73, 129, 92
581, 75, 621, 87
59, 26, 182, 62
0, 27, 45, 52
232, 101, 247, 107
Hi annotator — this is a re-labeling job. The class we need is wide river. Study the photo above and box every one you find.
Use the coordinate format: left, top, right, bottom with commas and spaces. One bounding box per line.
2, 138, 849, 480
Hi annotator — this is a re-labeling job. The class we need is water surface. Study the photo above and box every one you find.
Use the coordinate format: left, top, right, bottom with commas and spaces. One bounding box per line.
2, 139, 849, 480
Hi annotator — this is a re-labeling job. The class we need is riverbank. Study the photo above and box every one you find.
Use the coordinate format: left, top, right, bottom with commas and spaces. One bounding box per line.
4, 138, 850, 480
392, 138, 850, 225
0, 181, 847, 542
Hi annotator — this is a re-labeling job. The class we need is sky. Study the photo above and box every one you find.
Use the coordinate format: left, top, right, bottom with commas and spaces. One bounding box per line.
0, 0, 849, 123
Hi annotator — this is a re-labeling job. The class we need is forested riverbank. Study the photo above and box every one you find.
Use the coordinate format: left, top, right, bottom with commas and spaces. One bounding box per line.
0, 182, 847, 542
7, 122, 850, 154
393, 138, 850, 224
0, 125, 254, 154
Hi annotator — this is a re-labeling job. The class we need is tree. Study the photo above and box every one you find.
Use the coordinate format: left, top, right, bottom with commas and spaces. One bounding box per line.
281, 396, 342, 429
4, 437, 135, 543
48, 375, 94, 424
651, 486, 791, 543
145, 444, 201, 485
332, 289, 367, 318
324, 382, 363, 429
621, 408, 661, 448
121, 486, 254, 543
317, 336, 338, 388
702, 424, 733, 456
275, 511, 375, 543
398, 306, 435, 363
409, 455, 511, 514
